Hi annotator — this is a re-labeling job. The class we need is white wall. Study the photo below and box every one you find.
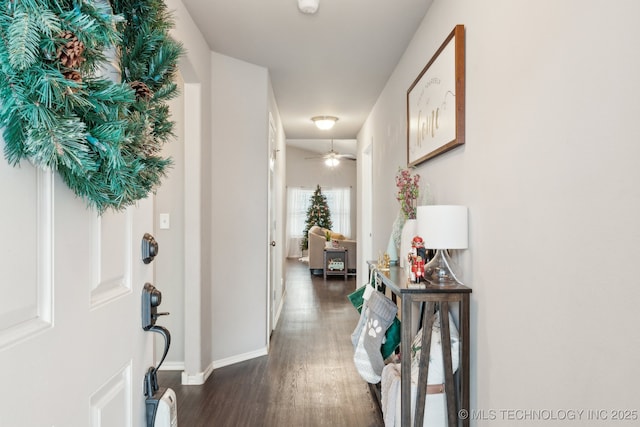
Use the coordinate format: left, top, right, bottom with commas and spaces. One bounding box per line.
154, 72, 186, 367
160, 0, 287, 378
165, 0, 213, 379
211, 52, 270, 364
359, 0, 640, 423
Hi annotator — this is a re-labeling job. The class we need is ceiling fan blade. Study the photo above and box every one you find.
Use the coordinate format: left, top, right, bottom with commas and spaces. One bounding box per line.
305, 150, 336, 160
304, 142, 356, 161
305, 154, 356, 161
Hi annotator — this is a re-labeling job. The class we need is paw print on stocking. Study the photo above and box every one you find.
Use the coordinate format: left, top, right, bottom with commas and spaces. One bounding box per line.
367, 318, 382, 338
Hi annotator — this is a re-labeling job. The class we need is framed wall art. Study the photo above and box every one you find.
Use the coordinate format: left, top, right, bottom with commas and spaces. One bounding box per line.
407, 24, 465, 167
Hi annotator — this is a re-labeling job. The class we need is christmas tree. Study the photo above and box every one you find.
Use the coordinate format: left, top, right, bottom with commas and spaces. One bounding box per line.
301, 185, 333, 251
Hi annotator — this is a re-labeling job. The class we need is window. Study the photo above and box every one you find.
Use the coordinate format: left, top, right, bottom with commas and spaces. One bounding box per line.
322, 188, 351, 237
286, 186, 351, 257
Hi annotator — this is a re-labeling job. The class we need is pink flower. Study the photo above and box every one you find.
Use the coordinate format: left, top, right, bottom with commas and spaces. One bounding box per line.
395, 167, 420, 219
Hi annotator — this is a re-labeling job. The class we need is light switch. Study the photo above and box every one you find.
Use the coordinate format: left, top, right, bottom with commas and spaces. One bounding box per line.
159, 213, 170, 230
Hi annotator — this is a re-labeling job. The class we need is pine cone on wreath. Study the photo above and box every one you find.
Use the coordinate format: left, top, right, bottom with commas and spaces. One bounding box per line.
130, 81, 153, 101
56, 31, 86, 69
62, 70, 82, 91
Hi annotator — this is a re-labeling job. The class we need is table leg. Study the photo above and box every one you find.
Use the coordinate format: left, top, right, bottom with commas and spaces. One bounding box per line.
401, 296, 412, 426
461, 295, 470, 427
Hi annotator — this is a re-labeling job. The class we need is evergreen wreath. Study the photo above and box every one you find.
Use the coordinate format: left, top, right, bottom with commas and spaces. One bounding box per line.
0, 0, 184, 212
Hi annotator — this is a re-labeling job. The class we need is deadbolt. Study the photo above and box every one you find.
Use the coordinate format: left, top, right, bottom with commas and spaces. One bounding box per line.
141, 233, 159, 264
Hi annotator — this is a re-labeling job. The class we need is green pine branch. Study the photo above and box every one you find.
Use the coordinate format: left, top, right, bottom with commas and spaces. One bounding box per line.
7, 10, 41, 71
0, 0, 183, 213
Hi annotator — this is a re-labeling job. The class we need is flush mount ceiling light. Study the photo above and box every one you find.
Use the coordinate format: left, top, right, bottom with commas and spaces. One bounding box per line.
298, 0, 319, 14
311, 116, 338, 130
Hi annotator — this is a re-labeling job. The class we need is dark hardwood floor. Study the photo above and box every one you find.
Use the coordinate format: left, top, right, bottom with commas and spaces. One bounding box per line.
158, 259, 383, 427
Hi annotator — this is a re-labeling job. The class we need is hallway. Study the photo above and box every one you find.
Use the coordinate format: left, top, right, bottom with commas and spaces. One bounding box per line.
159, 259, 383, 426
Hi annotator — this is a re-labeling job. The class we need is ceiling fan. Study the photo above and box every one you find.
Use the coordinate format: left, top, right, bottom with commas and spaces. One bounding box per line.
305, 139, 356, 167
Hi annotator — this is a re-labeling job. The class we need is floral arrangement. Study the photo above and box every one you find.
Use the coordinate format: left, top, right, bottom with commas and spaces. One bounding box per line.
395, 167, 420, 219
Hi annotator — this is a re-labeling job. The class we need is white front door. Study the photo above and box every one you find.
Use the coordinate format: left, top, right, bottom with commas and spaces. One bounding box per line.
0, 160, 155, 426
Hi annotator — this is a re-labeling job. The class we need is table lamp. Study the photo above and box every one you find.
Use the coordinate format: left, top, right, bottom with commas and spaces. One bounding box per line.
416, 205, 468, 285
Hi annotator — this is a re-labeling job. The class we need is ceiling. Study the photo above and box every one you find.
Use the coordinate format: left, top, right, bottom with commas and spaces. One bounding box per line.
287, 138, 357, 157
179, 0, 432, 154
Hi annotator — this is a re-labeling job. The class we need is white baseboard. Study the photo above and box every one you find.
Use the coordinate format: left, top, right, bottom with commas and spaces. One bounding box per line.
174, 347, 268, 385
274, 288, 286, 329
158, 361, 185, 371
181, 362, 214, 385
176, 347, 268, 385
213, 347, 268, 370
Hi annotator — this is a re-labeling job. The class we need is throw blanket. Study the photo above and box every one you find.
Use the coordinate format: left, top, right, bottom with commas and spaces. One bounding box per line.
380, 311, 459, 427
381, 363, 448, 427
381, 363, 401, 427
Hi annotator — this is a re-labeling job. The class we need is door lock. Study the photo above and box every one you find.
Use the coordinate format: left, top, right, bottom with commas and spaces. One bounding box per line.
141, 233, 159, 264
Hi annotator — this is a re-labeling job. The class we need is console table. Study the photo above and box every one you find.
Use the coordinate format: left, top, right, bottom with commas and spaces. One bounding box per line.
368, 262, 471, 427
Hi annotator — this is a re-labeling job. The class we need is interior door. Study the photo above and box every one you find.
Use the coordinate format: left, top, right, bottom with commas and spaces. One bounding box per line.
268, 113, 277, 336
0, 160, 155, 426
361, 140, 374, 278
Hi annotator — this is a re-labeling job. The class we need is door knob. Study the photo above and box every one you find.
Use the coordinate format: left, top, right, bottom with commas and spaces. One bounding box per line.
270, 241, 276, 247
142, 283, 169, 330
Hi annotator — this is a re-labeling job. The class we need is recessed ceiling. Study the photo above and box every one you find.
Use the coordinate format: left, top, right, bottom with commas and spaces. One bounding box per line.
179, 0, 432, 141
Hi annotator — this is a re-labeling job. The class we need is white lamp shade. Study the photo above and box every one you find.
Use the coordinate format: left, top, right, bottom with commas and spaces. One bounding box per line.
416, 205, 468, 249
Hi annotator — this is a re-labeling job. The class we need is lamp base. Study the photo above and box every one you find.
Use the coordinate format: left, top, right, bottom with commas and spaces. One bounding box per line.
423, 248, 463, 285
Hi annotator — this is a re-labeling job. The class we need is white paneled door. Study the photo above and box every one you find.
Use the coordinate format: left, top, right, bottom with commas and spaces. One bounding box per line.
0, 160, 155, 426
